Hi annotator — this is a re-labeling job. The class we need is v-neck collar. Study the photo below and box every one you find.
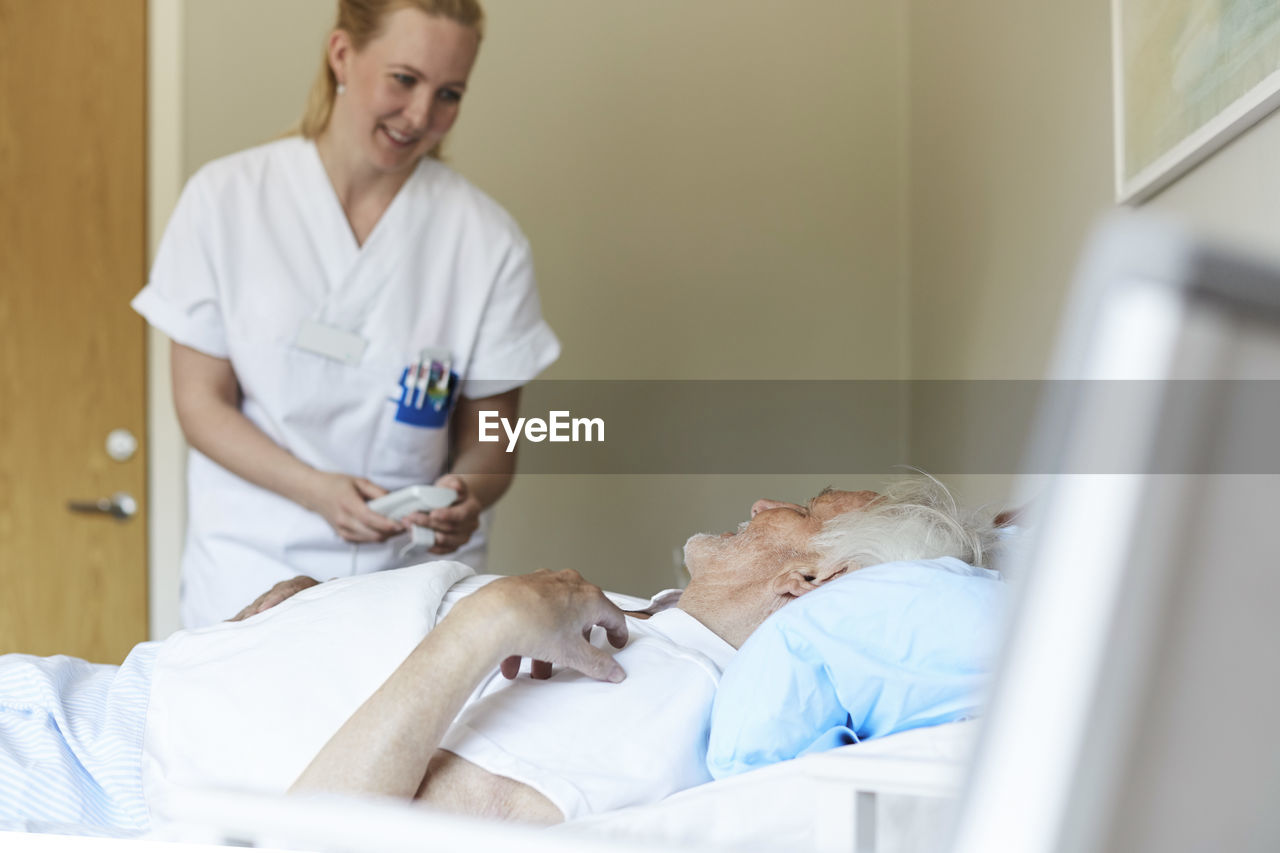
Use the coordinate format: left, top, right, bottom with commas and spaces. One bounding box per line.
302, 138, 423, 257
289, 138, 435, 329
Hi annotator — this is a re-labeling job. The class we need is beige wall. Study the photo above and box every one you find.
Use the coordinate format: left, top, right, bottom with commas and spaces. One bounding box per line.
182, 0, 330, 168
450, 0, 908, 382
148, 0, 1280, 628
902, 0, 1280, 507
147, 0, 909, 629
902, 1, 1115, 507
1147, 108, 1280, 262
907, 1, 1115, 383
906, 0, 1280, 381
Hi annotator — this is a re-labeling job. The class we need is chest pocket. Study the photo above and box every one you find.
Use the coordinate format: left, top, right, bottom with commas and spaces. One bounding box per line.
368, 369, 455, 487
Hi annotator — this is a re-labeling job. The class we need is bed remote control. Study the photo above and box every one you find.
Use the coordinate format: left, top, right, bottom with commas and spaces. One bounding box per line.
367, 485, 458, 520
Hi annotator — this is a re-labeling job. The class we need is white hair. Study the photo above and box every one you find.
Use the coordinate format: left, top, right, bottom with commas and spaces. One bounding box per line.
812, 474, 998, 572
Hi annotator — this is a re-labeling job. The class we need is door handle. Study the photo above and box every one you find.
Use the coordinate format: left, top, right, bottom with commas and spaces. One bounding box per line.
68, 492, 138, 521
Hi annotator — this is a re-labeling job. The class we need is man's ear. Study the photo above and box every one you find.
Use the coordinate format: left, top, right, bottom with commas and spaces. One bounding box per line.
770, 560, 855, 599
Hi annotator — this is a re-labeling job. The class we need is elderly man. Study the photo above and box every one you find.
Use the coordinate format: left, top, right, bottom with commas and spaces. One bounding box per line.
0, 476, 996, 834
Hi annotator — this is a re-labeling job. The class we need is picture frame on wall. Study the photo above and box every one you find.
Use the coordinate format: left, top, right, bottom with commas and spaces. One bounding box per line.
1112, 0, 1280, 204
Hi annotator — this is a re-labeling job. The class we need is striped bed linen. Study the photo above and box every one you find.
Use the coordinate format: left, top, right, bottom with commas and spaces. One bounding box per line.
0, 643, 157, 835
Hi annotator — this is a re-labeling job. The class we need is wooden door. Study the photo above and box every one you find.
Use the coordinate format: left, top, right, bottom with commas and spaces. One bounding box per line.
0, 0, 148, 663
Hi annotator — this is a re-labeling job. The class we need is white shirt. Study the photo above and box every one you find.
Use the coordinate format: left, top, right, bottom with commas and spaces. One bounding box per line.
439, 593, 736, 820
132, 138, 560, 627
141, 569, 733, 824
141, 562, 477, 812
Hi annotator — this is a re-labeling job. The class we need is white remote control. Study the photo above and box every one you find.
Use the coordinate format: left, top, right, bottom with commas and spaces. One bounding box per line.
367, 485, 458, 521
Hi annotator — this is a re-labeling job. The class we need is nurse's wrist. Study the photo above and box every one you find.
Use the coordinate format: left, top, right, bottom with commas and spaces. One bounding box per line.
287, 467, 323, 512
292, 466, 342, 515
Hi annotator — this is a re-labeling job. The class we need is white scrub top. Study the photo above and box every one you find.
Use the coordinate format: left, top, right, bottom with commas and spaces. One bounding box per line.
132, 138, 560, 628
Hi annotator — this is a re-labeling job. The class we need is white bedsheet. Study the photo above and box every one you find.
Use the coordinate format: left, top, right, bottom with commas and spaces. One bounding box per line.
554, 720, 979, 853
144, 561, 474, 819
147, 721, 978, 852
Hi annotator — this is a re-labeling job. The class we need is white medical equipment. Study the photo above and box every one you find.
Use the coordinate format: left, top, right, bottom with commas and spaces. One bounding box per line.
367, 485, 458, 521
368, 485, 458, 556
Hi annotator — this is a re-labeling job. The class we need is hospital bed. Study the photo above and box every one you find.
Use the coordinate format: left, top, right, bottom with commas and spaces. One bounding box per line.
152, 720, 974, 853
15, 212, 1277, 852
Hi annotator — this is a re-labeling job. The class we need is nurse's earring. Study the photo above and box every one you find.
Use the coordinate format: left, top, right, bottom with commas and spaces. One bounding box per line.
336, 82, 346, 95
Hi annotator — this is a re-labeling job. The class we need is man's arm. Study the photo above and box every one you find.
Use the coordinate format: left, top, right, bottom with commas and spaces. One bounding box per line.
289, 570, 628, 799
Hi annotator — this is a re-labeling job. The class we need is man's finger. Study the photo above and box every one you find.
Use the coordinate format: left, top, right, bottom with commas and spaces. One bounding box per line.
530, 659, 553, 680
243, 595, 268, 615
500, 656, 521, 679
592, 600, 630, 649
604, 620, 629, 649
573, 645, 625, 683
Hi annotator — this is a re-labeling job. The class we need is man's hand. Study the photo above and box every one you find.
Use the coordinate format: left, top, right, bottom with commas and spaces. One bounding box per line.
306, 472, 406, 543
291, 568, 628, 800
459, 569, 630, 683
228, 575, 321, 622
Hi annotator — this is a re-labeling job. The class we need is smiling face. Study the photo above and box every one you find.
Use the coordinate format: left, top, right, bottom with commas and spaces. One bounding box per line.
326, 7, 479, 174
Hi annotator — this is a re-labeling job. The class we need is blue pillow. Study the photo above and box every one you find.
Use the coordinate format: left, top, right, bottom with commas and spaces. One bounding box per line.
706, 557, 1006, 779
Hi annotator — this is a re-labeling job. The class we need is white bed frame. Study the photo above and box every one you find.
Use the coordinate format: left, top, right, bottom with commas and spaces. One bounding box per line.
952, 214, 1280, 853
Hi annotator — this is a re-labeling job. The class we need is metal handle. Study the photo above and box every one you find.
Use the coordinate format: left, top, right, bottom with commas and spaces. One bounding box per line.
68, 492, 138, 521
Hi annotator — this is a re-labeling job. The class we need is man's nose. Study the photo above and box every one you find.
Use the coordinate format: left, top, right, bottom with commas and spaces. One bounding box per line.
751, 499, 787, 518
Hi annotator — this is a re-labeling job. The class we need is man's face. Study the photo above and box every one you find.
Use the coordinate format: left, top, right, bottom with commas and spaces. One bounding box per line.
683, 489, 879, 581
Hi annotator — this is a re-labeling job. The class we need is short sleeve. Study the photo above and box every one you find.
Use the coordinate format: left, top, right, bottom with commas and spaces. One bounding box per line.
461, 235, 561, 399
131, 173, 230, 358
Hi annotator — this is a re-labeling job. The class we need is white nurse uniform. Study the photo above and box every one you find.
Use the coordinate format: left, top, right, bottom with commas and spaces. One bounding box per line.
133, 137, 559, 628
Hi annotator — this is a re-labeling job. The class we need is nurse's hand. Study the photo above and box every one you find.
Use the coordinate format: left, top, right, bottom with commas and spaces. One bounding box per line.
307, 472, 406, 543
403, 473, 482, 554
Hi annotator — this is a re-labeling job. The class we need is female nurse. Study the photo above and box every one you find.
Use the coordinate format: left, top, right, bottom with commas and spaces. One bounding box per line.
133, 0, 559, 628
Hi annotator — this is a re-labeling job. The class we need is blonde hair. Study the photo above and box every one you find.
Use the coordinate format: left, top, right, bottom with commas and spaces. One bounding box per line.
296, 0, 485, 155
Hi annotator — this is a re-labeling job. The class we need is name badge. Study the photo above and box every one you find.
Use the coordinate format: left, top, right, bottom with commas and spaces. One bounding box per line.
294, 319, 367, 366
